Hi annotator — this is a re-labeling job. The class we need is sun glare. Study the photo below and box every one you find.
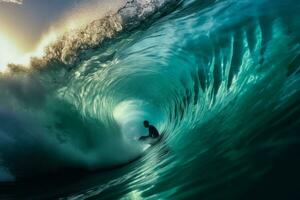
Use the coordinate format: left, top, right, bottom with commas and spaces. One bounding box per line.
0, 33, 24, 70
0, 31, 56, 71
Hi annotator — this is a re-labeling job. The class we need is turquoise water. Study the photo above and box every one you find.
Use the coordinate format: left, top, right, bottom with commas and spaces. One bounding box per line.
0, 0, 300, 199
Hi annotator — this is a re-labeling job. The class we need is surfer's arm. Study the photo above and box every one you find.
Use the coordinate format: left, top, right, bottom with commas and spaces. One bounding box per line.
149, 131, 153, 137
148, 128, 154, 137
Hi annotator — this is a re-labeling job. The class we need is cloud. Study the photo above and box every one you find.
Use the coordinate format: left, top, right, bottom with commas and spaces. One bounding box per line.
0, 0, 23, 5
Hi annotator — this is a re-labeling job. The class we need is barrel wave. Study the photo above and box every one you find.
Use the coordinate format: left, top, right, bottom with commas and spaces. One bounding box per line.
0, 0, 300, 199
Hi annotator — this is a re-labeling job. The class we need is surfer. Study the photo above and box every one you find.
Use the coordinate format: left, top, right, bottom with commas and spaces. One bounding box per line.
140, 120, 160, 140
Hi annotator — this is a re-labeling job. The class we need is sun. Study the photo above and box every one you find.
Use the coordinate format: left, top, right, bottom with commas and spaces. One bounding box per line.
0, 32, 23, 70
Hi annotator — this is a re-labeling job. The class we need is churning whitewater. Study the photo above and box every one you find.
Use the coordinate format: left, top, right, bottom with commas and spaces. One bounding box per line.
0, 0, 300, 199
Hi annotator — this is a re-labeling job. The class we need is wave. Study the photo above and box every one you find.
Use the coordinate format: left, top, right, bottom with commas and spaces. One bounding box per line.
0, 0, 300, 183
0, 0, 179, 181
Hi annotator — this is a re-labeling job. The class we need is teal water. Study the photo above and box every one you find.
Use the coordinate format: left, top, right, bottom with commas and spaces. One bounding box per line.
0, 0, 300, 199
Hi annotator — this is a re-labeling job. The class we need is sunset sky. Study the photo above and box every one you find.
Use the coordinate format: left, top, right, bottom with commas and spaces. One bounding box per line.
0, 0, 78, 51
0, 0, 123, 68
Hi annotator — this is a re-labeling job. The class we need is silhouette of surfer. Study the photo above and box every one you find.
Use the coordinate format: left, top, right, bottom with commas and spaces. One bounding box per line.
139, 120, 160, 140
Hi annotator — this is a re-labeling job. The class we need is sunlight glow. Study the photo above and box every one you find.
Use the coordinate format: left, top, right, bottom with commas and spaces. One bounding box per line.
0, 32, 23, 70
0, 30, 59, 72
32, 30, 58, 58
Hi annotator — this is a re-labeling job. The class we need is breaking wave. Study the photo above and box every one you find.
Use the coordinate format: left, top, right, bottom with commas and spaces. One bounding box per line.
0, 1, 299, 193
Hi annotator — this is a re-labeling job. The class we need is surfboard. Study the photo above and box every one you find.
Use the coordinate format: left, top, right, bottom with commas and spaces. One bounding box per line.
138, 135, 163, 146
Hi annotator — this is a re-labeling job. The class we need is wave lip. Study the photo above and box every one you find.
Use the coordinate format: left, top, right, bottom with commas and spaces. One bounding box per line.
5, 0, 178, 72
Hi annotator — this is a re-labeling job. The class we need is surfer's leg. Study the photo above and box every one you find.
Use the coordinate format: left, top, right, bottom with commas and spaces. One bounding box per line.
139, 136, 149, 140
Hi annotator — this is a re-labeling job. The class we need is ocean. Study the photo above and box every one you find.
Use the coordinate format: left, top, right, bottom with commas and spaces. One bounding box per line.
0, 0, 300, 199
